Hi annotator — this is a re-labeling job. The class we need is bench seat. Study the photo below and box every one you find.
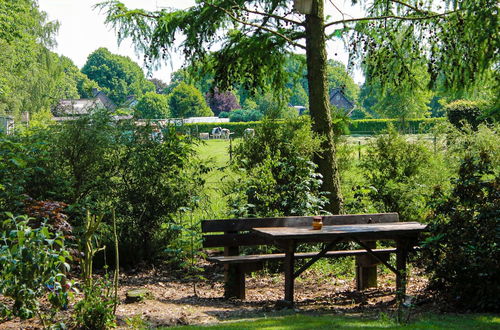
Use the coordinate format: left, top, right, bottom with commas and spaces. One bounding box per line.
208, 248, 397, 264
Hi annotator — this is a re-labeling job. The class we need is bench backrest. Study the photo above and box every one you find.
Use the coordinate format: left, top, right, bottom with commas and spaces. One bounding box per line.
201, 213, 399, 248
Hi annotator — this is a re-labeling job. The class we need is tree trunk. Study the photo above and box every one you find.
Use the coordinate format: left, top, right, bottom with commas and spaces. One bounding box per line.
305, 0, 343, 214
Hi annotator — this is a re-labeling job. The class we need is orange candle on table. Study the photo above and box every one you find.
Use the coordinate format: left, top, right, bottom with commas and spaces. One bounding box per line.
312, 216, 323, 230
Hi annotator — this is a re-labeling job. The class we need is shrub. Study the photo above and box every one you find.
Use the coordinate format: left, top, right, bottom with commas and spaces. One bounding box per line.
229, 109, 264, 122
227, 118, 327, 217
113, 124, 206, 264
360, 126, 438, 221
419, 124, 499, 311
74, 278, 116, 330
5, 111, 207, 267
0, 215, 72, 324
420, 152, 499, 311
445, 100, 486, 130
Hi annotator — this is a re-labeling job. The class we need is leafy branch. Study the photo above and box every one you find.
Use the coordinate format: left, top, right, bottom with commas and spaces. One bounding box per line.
207, 3, 306, 49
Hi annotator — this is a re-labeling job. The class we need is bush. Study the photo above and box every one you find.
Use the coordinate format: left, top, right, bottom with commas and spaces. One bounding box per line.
349, 117, 445, 134
74, 278, 116, 330
420, 124, 499, 311
229, 109, 264, 122
445, 100, 486, 130
0, 215, 72, 324
3, 111, 207, 267
227, 118, 326, 217
113, 124, 206, 264
360, 126, 439, 221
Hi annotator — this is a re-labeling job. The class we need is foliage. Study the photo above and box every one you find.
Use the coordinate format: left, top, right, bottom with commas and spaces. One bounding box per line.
0, 0, 59, 117
228, 118, 327, 217
24, 198, 72, 235
74, 278, 116, 330
445, 99, 488, 130
3, 110, 207, 266
420, 144, 499, 311
0, 215, 72, 324
360, 126, 439, 221
205, 88, 240, 116
113, 124, 207, 263
44, 110, 119, 205
168, 82, 213, 118
0, 136, 34, 212
149, 78, 168, 93
82, 47, 155, 105
363, 66, 432, 119
135, 91, 170, 119
229, 109, 264, 122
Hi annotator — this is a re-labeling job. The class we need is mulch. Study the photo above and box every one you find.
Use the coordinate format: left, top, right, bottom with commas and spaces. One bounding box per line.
0, 261, 434, 329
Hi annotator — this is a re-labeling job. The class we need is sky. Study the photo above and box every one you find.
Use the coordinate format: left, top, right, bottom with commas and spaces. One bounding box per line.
38, 0, 364, 84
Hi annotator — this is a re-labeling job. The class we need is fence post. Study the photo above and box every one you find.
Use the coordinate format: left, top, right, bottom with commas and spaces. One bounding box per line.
358, 141, 361, 160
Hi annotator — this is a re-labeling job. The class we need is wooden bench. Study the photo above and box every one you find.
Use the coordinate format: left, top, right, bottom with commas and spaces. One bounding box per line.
202, 213, 400, 299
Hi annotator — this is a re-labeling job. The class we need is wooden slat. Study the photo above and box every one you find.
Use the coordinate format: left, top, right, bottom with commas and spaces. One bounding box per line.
253, 222, 426, 241
208, 248, 397, 264
201, 213, 399, 233
202, 233, 271, 248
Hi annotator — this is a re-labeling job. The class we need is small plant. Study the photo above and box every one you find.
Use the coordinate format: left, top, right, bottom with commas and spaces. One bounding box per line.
0, 214, 73, 326
74, 277, 117, 330
125, 314, 150, 329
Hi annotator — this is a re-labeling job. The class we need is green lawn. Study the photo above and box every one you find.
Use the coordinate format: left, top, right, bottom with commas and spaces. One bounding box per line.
173, 313, 499, 329
196, 139, 232, 168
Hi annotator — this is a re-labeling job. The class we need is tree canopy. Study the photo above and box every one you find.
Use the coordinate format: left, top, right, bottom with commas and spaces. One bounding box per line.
168, 82, 213, 118
206, 89, 240, 115
82, 47, 155, 105
135, 91, 170, 119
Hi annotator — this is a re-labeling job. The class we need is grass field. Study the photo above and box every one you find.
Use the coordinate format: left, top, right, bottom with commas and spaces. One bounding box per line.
173, 313, 500, 329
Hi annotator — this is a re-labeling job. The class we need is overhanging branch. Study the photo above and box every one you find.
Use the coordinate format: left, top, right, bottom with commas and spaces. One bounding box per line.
324, 10, 460, 29
236, 5, 305, 27
208, 3, 306, 49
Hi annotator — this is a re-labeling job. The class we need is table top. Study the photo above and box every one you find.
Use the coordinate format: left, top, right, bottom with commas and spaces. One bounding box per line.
253, 222, 427, 241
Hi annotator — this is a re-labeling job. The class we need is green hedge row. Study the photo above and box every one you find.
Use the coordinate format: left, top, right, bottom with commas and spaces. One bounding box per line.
185, 118, 446, 137
348, 117, 446, 134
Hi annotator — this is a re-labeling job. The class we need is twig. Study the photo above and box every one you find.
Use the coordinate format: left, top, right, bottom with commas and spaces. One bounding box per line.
324, 10, 459, 28
208, 3, 306, 49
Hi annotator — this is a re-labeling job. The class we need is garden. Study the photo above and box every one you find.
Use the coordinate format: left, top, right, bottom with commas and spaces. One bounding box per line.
1, 0, 499, 328
0, 103, 499, 328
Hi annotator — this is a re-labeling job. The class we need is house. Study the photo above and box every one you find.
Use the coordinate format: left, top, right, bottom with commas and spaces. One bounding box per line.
52, 89, 117, 118
329, 88, 355, 116
92, 89, 117, 111
122, 95, 138, 108
0, 115, 14, 134
52, 98, 106, 117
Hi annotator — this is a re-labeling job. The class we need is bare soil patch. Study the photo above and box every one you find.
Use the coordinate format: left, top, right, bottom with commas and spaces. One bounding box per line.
1, 261, 430, 329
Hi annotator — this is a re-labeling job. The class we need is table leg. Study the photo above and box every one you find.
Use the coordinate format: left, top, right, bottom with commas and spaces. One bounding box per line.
284, 240, 296, 304
396, 239, 410, 305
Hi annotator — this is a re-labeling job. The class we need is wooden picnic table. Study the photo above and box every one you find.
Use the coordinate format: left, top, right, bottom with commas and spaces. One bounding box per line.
253, 221, 427, 304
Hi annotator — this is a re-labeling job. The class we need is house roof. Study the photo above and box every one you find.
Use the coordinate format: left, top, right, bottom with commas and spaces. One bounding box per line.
329, 88, 355, 116
52, 98, 106, 117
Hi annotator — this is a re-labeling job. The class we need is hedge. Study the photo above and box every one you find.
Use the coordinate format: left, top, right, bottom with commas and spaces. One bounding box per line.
184, 117, 446, 137
348, 117, 446, 134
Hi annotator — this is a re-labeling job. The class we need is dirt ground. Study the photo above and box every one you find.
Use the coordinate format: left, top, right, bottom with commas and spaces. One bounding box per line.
1, 261, 430, 329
